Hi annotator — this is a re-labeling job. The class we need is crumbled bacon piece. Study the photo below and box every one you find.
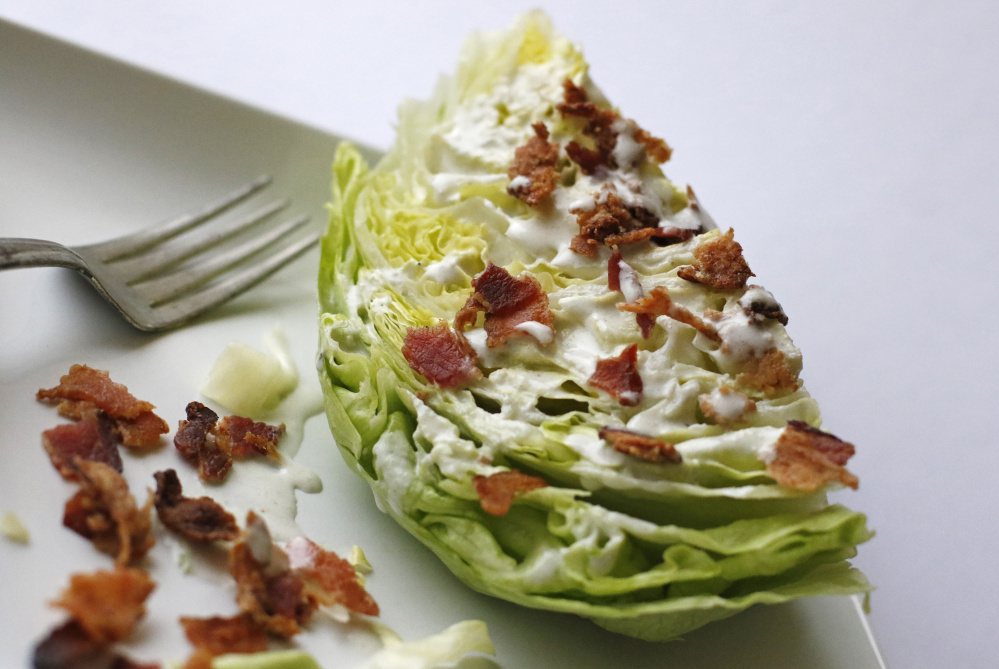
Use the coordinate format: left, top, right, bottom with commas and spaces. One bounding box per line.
608, 249, 623, 292
677, 228, 755, 290
559, 79, 671, 172
508, 122, 559, 205
740, 285, 789, 325
735, 348, 801, 396
473, 470, 548, 516
454, 263, 554, 348
214, 416, 284, 460
766, 421, 859, 491
175, 402, 231, 482
634, 126, 672, 163
52, 568, 155, 644
285, 537, 380, 616
153, 469, 240, 542
37, 365, 168, 449
32, 620, 105, 669
587, 344, 643, 406
651, 226, 697, 246
229, 513, 316, 638
599, 427, 682, 464
42, 412, 122, 481
402, 323, 481, 388
558, 80, 620, 172
174, 403, 284, 482
570, 192, 660, 257
180, 613, 267, 669
619, 287, 721, 342
63, 461, 154, 566
698, 386, 757, 426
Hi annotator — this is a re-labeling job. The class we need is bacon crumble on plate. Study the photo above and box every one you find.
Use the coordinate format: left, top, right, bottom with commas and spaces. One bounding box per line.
677, 228, 755, 290
37, 365, 169, 449
63, 460, 155, 567
153, 469, 240, 543
473, 470, 549, 516
764, 421, 859, 492
32, 619, 159, 669
52, 568, 156, 645
454, 262, 554, 348
599, 427, 682, 464
174, 402, 285, 482
228, 512, 380, 639
214, 415, 285, 461
42, 411, 123, 480
180, 613, 268, 669
508, 122, 560, 205
587, 344, 644, 406
403, 323, 482, 388
285, 536, 380, 617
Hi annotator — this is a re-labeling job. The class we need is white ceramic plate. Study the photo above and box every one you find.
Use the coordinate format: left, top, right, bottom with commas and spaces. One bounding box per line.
0, 19, 887, 669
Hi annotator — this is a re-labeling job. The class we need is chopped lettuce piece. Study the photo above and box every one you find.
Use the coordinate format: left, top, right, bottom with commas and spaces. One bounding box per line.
318, 10, 871, 640
201, 326, 298, 417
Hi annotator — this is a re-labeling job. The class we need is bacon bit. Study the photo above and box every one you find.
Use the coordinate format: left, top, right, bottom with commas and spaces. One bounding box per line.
42, 412, 122, 481
559, 79, 672, 172
32, 620, 105, 669
608, 249, 623, 292
587, 344, 643, 406
677, 228, 755, 290
174, 402, 232, 483
598, 427, 682, 464
619, 287, 721, 342
402, 323, 481, 389
214, 416, 284, 461
37, 365, 168, 449
285, 537, 380, 616
558, 80, 619, 172
63, 461, 154, 567
651, 226, 697, 247
698, 386, 757, 426
454, 263, 554, 348
736, 348, 801, 397
473, 470, 548, 516
634, 126, 672, 163
153, 469, 240, 542
766, 421, 859, 491
740, 285, 789, 325
508, 122, 559, 205
180, 613, 267, 668
229, 512, 315, 638
636, 313, 657, 339
571, 192, 660, 257
52, 568, 155, 644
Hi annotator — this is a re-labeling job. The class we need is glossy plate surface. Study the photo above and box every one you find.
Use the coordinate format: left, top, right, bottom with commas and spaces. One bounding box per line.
0, 20, 886, 669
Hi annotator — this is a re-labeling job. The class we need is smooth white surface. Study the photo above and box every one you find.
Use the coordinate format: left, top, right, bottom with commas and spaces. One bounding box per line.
1, 1, 997, 667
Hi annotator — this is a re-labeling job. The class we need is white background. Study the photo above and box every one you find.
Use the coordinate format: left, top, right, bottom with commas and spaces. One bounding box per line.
2, 1, 998, 667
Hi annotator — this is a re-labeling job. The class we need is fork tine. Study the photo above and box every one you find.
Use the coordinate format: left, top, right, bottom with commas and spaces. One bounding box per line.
137, 215, 310, 306
117, 198, 290, 284
95, 175, 272, 261
149, 232, 320, 328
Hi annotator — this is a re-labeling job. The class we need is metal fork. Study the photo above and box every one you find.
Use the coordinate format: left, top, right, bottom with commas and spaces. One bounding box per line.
0, 176, 318, 331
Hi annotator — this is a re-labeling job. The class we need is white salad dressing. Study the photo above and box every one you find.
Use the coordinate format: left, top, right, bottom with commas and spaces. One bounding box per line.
194, 326, 326, 542
513, 320, 554, 345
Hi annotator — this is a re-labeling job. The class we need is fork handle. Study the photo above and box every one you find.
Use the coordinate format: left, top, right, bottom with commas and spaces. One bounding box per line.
0, 238, 87, 271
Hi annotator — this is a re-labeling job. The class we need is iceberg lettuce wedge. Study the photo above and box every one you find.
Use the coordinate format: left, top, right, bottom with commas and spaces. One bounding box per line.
318, 11, 871, 640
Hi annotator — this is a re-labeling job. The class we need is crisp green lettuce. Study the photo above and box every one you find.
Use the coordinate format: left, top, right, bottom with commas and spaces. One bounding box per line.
318, 11, 871, 640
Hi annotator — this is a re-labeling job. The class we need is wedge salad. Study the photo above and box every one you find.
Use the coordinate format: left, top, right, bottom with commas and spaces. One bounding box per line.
317, 11, 871, 641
